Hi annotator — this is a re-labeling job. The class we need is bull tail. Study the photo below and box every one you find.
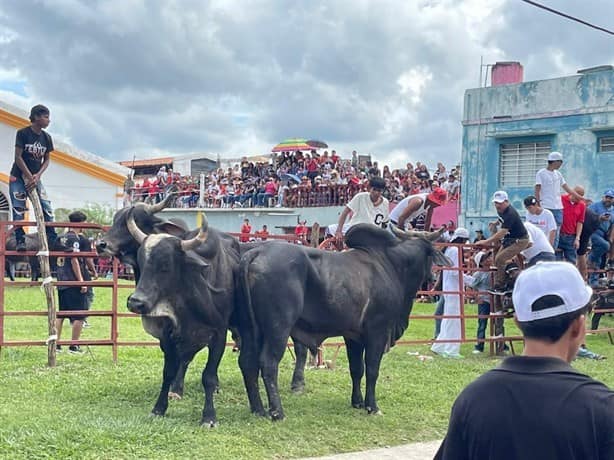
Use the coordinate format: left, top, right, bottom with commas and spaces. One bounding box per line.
239, 251, 260, 345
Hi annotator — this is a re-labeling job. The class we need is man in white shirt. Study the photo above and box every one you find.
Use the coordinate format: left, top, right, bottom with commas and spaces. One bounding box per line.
534, 151, 582, 248
523, 195, 556, 246
335, 177, 389, 240
521, 221, 556, 267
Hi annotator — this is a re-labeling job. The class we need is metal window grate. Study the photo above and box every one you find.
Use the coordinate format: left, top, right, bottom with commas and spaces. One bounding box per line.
598, 136, 614, 153
499, 142, 551, 187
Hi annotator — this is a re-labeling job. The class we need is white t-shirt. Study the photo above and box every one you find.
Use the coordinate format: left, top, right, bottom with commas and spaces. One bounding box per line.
346, 192, 390, 228
521, 222, 554, 261
389, 193, 429, 225
535, 168, 566, 209
525, 208, 557, 237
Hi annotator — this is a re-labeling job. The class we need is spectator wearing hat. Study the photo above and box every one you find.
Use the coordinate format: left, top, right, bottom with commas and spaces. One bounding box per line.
534, 151, 583, 249
436, 262, 613, 460
558, 185, 586, 264
523, 195, 556, 246
431, 227, 471, 359
389, 187, 447, 231
587, 189, 614, 286
476, 191, 529, 293
335, 176, 389, 240
465, 250, 493, 354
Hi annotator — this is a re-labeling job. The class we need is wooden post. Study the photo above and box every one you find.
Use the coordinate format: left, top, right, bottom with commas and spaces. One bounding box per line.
26, 190, 57, 367
310, 223, 320, 248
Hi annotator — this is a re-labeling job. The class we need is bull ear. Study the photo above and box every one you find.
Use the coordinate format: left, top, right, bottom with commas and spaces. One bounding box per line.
184, 250, 210, 268
154, 219, 187, 237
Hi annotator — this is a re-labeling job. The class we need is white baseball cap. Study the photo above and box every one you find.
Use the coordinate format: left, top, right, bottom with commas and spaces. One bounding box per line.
492, 190, 508, 203
452, 227, 469, 240
512, 262, 592, 322
473, 250, 491, 267
547, 151, 563, 161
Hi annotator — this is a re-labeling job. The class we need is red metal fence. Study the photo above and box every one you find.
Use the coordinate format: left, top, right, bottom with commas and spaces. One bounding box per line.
1, 220, 612, 362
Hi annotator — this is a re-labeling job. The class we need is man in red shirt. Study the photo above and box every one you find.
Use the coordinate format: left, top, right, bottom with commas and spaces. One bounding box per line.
558, 185, 586, 264
240, 218, 252, 243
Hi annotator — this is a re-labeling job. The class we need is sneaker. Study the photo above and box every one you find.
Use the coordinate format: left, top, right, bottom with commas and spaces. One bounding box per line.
68, 345, 85, 355
487, 288, 511, 296
56, 345, 63, 353
83, 320, 90, 328
472, 349, 483, 354
443, 352, 464, 359
16, 241, 26, 252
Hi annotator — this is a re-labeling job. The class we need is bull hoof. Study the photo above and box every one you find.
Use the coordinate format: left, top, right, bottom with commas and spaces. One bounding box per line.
269, 410, 285, 421
200, 419, 218, 428
168, 392, 182, 400
290, 383, 305, 394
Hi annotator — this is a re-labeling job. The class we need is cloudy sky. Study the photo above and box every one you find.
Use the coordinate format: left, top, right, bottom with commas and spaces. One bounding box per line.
0, 0, 612, 170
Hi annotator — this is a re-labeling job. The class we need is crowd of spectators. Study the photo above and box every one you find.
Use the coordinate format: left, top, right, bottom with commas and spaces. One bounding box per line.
125, 150, 461, 209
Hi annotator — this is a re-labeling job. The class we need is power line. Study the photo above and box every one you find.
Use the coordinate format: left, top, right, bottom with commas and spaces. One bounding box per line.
519, 0, 614, 36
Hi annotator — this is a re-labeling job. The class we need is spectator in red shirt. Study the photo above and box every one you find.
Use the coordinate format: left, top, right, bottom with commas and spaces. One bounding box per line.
295, 220, 309, 244
558, 185, 586, 264
255, 224, 269, 241
240, 218, 252, 243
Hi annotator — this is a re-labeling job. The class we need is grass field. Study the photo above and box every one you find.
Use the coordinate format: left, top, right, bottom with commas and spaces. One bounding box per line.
1, 283, 613, 459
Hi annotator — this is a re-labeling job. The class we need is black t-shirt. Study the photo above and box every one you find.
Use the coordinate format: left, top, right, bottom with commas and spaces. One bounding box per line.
583, 207, 601, 235
56, 231, 84, 289
10, 126, 54, 179
498, 204, 528, 244
435, 356, 614, 460
79, 233, 92, 282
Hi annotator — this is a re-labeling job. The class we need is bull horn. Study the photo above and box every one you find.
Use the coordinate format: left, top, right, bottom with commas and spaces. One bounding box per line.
180, 216, 209, 252
145, 187, 177, 214
127, 211, 148, 245
391, 225, 444, 242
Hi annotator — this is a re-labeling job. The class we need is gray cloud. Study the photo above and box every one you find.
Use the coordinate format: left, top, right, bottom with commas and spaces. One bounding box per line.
0, 0, 612, 168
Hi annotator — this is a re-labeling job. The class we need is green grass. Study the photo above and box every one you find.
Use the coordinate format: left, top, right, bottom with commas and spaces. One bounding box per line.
1, 284, 613, 459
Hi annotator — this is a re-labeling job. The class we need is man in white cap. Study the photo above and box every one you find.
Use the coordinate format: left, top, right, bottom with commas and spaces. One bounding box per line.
431, 227, 471, 359
476, 191, 529, 293
534, 151, 583, 249
436, 262, 613, 460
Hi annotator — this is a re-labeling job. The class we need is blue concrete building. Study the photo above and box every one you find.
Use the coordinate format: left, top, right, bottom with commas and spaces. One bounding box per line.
460, 63, 614, 235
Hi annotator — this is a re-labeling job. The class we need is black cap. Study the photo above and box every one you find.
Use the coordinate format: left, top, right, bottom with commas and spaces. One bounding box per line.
523, 195, 538, 207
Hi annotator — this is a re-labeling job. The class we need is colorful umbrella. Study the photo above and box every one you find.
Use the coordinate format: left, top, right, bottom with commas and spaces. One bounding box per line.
271, 138, 312, 152
306, 140, 328, 149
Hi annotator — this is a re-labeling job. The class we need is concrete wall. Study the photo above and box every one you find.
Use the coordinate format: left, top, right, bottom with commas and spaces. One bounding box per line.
460, 68, 614, 236
160, 206, 346, 234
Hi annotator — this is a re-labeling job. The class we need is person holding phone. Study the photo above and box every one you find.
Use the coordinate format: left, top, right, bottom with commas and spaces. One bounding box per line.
587, 189, 614, 286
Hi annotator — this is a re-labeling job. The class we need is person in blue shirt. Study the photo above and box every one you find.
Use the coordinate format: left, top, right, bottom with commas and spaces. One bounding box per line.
587, 189, 614, 286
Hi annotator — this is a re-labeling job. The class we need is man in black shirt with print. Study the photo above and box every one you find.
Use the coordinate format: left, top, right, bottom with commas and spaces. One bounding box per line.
436, 262, 614, 459
476, 190, 529, 292
9, 104, 57, 251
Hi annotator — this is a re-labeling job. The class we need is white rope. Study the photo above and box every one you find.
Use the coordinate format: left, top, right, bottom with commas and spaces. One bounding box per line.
45, 334, 58, 345
41, 276, 54, 286
36, 250, 50, 256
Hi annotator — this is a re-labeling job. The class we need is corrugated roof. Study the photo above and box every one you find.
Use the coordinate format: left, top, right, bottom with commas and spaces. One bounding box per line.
119, 157, 174, 167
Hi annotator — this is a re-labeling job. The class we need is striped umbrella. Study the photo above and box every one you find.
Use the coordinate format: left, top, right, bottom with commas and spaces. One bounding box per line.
271, 138, 312, 152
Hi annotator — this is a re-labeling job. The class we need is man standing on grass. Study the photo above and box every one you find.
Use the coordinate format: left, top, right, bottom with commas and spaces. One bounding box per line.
55, 214, 90, 354
436, 262, 614, 459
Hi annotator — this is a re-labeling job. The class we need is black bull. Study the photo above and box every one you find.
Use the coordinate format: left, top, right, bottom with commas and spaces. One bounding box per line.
95, 199, 314, 424
237, 224, 451, 420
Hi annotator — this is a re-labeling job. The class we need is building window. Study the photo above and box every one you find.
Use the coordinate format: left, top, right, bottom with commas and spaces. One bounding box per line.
499, 141, 551, 187
598, 136, 614, 153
